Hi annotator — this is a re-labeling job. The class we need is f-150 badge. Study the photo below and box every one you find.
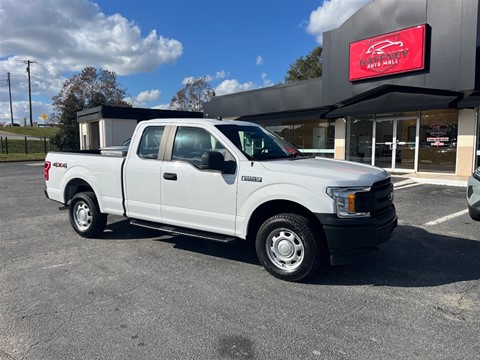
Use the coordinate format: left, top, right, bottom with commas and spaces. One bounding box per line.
241, 176, 262, 183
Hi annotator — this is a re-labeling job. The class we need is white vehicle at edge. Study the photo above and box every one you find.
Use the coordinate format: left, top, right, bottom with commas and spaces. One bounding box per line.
44, 118, 397, 282
467, 166, 480, 220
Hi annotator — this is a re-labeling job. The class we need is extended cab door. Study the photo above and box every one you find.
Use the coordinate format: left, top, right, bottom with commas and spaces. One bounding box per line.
160, 126, 238, 236
124, 125, 166, 222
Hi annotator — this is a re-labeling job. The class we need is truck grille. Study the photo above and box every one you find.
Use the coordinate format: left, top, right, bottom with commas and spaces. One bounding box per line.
355, 178, 394, 217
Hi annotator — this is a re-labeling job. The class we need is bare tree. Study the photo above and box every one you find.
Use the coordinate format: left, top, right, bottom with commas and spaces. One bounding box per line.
170, 77, 214, 112
50, 67, 131, 150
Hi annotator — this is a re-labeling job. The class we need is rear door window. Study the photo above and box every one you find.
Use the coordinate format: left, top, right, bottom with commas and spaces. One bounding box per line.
137, 126, 165, 159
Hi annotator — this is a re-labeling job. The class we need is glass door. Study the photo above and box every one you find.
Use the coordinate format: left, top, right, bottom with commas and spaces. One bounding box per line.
374, 119, 394, 169
394, 118, 416, 170
374, 117, 417, 171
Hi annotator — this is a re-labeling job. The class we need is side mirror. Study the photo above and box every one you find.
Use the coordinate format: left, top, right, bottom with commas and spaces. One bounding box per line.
201, 151, 236, 174
201, 150, 225, 171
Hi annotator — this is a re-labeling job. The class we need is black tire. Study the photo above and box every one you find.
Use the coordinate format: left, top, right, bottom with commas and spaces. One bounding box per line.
69, 192, 107, 238
468, 206, 480, 221
255, 213, 326, 282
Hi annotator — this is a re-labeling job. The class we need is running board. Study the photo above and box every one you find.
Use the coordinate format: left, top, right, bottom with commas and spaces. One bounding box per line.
130, 219, 238, 243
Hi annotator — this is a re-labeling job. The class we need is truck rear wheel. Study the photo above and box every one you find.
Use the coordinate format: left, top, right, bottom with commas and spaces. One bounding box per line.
255, 213, 325, 282
69, 192, 107, 238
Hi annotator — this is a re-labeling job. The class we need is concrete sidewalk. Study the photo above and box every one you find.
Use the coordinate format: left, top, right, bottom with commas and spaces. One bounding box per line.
392, 172, 469, 187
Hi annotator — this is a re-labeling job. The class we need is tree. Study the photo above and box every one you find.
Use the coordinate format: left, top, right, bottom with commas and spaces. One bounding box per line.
50, 67, 131, 150
284, 46, 323, 83
170, 77, 214, 112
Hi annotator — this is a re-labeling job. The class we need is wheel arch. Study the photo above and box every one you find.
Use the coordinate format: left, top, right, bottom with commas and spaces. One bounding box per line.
246, 199, 325, 242
64, 178, 95, 204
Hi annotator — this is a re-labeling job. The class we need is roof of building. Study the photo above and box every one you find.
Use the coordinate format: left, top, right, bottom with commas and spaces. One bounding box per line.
77, 106, 203, 123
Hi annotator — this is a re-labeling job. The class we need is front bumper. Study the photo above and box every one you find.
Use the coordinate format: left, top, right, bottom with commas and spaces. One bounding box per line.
315, 205, 397, 265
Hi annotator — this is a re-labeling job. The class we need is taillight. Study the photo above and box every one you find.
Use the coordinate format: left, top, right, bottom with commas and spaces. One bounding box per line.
44, 161, 51, 181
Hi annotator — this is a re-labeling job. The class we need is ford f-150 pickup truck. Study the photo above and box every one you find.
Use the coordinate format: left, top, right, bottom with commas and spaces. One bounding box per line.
44, 118, 397, 282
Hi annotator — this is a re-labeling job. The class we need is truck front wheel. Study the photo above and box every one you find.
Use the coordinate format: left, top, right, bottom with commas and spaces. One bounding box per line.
255, 213, 325, 282
69, 192, 107, 238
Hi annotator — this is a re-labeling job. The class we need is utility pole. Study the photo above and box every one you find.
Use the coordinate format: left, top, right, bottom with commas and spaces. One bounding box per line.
24, 60, 36, 127
7, 72, 14, 125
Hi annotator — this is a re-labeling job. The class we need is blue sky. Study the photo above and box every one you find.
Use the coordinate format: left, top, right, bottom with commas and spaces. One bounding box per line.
0, 0, 371, 124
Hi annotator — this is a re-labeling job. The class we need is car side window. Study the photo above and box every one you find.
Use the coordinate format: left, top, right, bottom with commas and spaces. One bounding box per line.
172, 127, 233, 168
138, 126, 164, 159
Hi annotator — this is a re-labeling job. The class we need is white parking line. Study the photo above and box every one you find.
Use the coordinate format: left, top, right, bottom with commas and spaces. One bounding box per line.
393, 179, 414, 188
394, 182, 423, 190
424, 209, 469, 226
42, 262, 73, 269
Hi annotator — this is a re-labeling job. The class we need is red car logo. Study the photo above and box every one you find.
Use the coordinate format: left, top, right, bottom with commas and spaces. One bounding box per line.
365, 40, 404, 56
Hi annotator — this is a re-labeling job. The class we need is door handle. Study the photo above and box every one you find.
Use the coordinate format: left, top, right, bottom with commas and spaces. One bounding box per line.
163, 172, 177, 181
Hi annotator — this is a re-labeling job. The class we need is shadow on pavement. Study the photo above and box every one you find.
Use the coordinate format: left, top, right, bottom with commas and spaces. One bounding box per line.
315, 225, 480, 287
101, 220, 480, 287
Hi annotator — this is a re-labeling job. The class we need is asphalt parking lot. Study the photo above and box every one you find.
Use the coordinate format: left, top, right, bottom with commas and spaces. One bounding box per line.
0, 161, 479, 360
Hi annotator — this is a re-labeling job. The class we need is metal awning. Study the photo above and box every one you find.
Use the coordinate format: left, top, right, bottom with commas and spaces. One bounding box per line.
237, 107, 333, 123
458, 92, 480, 108
326, 86, 462, 118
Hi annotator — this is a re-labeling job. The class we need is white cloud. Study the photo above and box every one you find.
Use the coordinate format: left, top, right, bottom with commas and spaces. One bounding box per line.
214, 79, 256, 96
261, 73, 273, 87
0, 100, 53, 125
0, 56, 65, 99
307, 0, 373, 44
181, 76, 198, 85
136, 89, 161, 103
152, 104, 171, 110
256, 55, 264, 66
124, 89, 161, 107
214, 70, 228, 80
0, 0, 182, 122
0, 0, 183, 75
182, 71, 229, 85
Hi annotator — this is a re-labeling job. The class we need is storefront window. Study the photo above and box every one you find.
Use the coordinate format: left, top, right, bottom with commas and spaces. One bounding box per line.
418, 109, 458, 173
262, 119, 335, 158
346, 116, 373, 164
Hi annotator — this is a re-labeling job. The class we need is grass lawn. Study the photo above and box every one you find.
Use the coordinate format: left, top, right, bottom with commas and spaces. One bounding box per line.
0, 126, 59, 138
0, 127, 58, 162
0, 153, 47, 162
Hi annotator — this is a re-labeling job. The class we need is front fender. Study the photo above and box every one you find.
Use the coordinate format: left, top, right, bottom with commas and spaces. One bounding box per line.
235, 183, 334, 238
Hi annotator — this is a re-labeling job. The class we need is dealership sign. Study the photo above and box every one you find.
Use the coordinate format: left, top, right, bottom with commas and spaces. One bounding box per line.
349, 24, 426, 81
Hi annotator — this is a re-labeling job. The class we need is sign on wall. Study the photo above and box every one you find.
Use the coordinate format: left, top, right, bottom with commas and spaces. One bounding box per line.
349, 24, 426, 81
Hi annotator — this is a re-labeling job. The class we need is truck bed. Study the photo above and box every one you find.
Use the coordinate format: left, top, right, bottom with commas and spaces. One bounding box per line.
45, 151, 126, 216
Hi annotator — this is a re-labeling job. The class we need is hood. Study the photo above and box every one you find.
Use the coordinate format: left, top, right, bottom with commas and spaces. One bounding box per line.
259, 157, 389, 186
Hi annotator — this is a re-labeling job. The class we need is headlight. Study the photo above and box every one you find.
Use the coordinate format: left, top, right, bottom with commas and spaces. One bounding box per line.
474, 167, 480, 181
326, 187, 371, 218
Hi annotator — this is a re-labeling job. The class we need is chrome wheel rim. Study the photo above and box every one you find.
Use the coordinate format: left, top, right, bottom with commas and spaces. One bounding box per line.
73, 201, 92, 231
266, 228, 304, 272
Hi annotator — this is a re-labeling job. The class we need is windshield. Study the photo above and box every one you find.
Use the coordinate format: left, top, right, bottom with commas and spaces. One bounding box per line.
216, 124, 305, 161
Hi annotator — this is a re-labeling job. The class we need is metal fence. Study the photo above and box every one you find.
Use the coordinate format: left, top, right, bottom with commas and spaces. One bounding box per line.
0, 136, 56, 155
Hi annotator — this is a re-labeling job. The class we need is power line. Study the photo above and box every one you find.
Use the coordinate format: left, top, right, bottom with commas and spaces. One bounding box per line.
31, 75, 63, 90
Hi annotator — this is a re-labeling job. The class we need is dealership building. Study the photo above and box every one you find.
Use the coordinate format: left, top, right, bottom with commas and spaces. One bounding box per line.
204, 0, 480, 176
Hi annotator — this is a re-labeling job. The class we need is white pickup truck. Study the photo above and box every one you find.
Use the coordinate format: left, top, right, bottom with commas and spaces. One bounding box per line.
44, 118, 397, 282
